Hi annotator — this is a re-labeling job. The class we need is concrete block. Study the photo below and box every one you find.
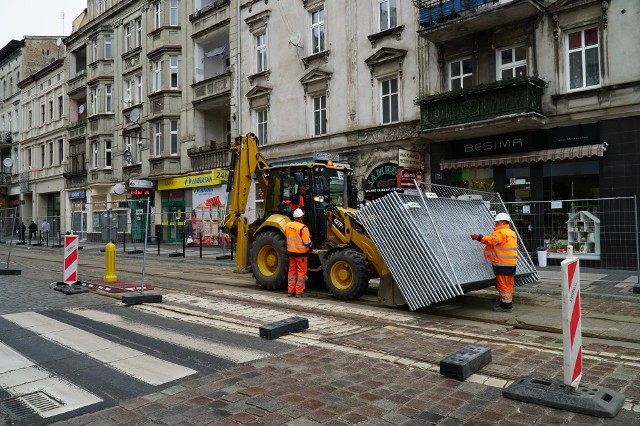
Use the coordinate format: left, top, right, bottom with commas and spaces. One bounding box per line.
122, 291, 163, 305
440, 345, 492, 380
503, 375, 625, 418
259, 316, 309, 340
0, 269, 21, 275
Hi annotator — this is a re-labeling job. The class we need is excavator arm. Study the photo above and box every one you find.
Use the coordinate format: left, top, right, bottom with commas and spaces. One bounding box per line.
223, 133, 270, 271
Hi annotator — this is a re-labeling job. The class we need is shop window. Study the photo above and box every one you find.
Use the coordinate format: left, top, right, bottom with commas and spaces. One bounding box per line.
450, 168, 493, 192
505, 166, 531, 202
543, 160, 599, 200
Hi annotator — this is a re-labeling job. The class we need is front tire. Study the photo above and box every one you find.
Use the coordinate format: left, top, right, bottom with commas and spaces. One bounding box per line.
324, 249, 371, 300
250, 231, 288, 290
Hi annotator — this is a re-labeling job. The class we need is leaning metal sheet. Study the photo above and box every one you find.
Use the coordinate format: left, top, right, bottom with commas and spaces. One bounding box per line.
353, 191, 539, 311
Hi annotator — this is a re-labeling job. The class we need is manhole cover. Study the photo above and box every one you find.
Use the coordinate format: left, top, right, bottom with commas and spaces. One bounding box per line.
0, 391, 62, 418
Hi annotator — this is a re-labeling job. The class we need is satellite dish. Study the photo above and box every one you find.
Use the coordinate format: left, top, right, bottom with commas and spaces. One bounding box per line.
289, 32, 302, 48
2, 158, 12, 168
56, 37, 62, 47
129, 107, 140, 123
113, 183, 126, 195
78, 104, 86, 114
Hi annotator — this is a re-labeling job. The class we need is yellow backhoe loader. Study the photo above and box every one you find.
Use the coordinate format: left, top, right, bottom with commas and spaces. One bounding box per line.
222, 133, 404, 306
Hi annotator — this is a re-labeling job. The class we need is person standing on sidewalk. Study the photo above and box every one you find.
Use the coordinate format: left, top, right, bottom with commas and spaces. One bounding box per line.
41, 219, 50, 239
471, 212, 518, 313
285, 208, 312, 297
28, 220, 38, 243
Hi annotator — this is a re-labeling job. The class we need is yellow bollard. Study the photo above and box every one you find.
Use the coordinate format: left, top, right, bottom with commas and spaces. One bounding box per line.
104, 241, 118, 283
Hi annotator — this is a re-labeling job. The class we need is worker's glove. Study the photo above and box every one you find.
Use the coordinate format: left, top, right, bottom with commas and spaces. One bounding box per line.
283, 200, 291, 205
471, 234, 483, 242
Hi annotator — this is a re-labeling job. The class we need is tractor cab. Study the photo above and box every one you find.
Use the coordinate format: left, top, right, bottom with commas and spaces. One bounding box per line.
259, 158, 357, 247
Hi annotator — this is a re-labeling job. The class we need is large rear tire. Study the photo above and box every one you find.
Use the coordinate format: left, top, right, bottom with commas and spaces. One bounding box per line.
250, 231, 288, 290
324, 249, 371, 300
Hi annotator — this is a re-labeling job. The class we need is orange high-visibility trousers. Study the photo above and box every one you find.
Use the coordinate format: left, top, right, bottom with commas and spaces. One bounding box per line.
288, 256, 307, 295
495, 275, 514, 304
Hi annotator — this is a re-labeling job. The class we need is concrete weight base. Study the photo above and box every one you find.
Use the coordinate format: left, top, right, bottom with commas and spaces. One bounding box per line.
0, 269, 21, 275
503, 375, 625, 418
122, 291, 163, 306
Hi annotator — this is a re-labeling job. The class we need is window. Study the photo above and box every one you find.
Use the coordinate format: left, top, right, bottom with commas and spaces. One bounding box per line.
104, 35, 112, 59
105, 84, 112, 112
169, 0, 178, 26
49, 142, 54, 166
497, 45, 526, 80
311, 9, 325, 54
153, 60, 161, 92
170, 119, 178, 155
313, 95, 326, 136
154, 121, 162, 157
125, 134, 132, 165
124, 80, 132, 107
136, 75, 142, 103
136, 130, 142, 164
58, 96, 63, 119
136, 18, 142, 47
41, 104, 45, 124
27, 148, 32, 169
380, 77, 399, 124
91, 87, 98, 114
49, 101, 53, 121
567, 27, 600, 91
92, 38, 98, 62
58, 139, 63, 165
449, 58, 472, 90
92, 141, 99, 168
169, 56, 178, 89
379, 0, 397, 32
125, 24, 131, 51
257, 110, 268, 146
27, 111, 32, 128
41, 145, 45, 168
105, 140, 112, 168
154, 2, 162, 29
256, 33, 267, 73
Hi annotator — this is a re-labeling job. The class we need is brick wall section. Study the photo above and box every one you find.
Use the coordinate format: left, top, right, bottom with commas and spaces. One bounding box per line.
22, 38, 60, 79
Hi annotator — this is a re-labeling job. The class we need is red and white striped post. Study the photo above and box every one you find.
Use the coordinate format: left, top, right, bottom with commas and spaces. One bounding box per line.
64, 235, 79, 284
561, 246, 582, 388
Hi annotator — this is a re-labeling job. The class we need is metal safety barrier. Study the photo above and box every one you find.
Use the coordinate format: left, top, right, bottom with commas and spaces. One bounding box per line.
352, 183, 539, 311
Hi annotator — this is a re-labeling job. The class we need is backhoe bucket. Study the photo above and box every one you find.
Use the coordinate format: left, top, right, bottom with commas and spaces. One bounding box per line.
353, 185, 538, 311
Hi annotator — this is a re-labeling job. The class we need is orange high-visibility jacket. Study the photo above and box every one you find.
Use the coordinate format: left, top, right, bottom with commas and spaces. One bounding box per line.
480, 224, 517, 276
285, 221, 312, 257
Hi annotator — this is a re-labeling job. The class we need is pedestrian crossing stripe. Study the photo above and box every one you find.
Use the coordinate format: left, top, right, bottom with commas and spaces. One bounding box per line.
2, 312, 197, 386
0, 342, 102, 418
69, 309, 273, 363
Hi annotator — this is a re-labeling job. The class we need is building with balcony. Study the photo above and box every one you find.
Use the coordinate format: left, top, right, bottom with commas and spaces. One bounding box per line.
17, 58, 68, 236
62, 0, 235, 242
235, 0, 424, 203
0, 37, 61, 218
414, 0, 640, 265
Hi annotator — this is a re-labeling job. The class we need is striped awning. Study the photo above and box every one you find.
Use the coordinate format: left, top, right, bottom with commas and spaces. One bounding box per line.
440, 143, 606, 170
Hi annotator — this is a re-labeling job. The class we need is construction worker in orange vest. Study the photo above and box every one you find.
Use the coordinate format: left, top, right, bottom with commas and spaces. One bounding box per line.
283, 184, 310, 212
285, 208, 312, 297
471, 212, 518, 313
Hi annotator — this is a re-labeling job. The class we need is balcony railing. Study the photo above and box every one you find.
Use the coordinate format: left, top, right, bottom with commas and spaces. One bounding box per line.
187, 142, 229, 171
417, 76, 545, 129
417, 0, 496, 28
192, 73, 231, 104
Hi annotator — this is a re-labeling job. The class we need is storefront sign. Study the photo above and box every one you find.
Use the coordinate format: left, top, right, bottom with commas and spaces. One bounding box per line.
397, 168, 425, 189
128, 178, 154, 189
452, 134, 534, 158
68, 190, 86, 199
158, 169, 229, 190
547, 123, 598, 147
398, 149, 422, 169
365, 163, 400, 195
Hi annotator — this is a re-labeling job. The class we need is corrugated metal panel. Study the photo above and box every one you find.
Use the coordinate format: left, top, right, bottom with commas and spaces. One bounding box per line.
352, 186, 539, 311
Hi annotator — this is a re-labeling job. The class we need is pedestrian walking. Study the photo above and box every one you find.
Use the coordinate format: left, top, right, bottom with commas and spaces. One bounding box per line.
41, 219, 50, 238
18, 221, 26, 242
285, 208, 312, 297
471, 212, 518, 313
28, 220, 38, 243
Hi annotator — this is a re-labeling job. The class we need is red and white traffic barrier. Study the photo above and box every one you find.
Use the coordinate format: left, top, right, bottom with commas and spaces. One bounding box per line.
64, 235, 79, 284
561, 246, 582, 388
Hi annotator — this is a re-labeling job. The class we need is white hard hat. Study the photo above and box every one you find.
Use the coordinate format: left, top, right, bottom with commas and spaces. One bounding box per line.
494, 212, 511, 222
293, 208, 304, 218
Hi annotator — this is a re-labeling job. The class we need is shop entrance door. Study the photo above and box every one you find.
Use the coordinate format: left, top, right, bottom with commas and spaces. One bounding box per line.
162, 201, 185, 242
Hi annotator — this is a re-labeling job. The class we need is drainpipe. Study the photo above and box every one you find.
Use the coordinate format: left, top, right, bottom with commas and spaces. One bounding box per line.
236, 0, 242, 134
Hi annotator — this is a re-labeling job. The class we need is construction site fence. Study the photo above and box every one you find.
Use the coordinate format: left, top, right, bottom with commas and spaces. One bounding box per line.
503, 197, 639, 278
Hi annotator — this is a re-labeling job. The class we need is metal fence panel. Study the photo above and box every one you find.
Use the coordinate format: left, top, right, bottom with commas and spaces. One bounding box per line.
353, 183, 539, 310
